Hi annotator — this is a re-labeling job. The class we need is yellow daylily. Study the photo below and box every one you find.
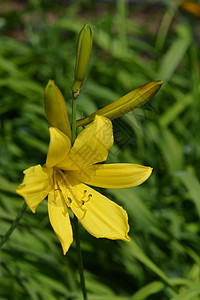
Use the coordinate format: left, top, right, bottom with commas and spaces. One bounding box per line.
16, 115, 152, 254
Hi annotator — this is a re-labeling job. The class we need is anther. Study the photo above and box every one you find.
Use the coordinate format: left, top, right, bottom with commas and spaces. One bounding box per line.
68, 197, 72, 203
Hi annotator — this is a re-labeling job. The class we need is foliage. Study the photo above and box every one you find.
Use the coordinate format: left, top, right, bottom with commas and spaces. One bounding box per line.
0, 0, 200, 299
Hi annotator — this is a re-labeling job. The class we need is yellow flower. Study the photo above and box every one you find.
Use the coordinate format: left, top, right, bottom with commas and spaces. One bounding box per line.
16, 115, 152, 254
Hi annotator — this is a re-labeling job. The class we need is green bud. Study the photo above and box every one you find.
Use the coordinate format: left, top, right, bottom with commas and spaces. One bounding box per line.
44, 80, 71, 140
76, 80, 163, 128
72, 24, 93, 98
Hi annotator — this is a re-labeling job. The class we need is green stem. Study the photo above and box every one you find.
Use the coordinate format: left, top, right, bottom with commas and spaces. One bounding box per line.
74, 217, 88, 300
0, 202, 27, 250
71, 97, 77, 143
71, 95, 87, 300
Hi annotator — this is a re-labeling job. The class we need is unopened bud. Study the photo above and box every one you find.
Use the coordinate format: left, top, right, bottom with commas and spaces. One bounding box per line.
72, 24, 93, 98
76, 80, 163, 128
44, 80, 71, 140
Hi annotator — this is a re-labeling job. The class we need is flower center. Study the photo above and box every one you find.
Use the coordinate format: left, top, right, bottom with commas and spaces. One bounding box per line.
55, 168, 92, 211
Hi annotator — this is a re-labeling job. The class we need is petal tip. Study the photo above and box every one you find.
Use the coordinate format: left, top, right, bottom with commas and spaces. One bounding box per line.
156, 80, 163, 86
60, 239, 72, 255
148, 166, 153, 176
62, 248, 67, 255
142, 166, 153, 183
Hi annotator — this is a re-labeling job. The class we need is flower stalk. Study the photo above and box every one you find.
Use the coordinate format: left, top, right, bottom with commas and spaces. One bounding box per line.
71, 25, 90, 298
71, 97, 77, 143
74, 215, 88, 300
71, 93, 87, 300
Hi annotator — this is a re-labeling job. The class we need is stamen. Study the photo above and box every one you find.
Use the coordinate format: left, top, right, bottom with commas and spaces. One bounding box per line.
57, 169, 82, 208
78, 207, 87, 220
53, 168, 57, 188
80, 190, 92, 206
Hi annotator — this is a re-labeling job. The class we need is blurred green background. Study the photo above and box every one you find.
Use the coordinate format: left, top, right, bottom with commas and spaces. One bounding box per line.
0, 0, 200, 299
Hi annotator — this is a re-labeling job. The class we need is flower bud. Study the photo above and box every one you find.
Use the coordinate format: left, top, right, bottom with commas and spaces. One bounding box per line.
180, 1, 200, 18
76, 80, 163, 128
72, 24, 93, 98
44, 80, 71, 140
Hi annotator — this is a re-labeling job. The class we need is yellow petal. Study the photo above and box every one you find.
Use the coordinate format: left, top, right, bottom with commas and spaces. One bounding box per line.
68, 164, 152, 189
48, 189, 73, 255
76, 81, 163, 127
16, 165, 52, 213
57, 115, 113, 170
46, 127, 71, 168
63, 175, 130, 241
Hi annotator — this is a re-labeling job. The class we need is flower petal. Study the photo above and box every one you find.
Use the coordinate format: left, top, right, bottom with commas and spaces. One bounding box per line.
57, 115, 113, 170
68, 164, 152, 189
63, 175, 130, 241
46, 127, 71, 168
48, 189, 73, 255
16, 165, 52, 213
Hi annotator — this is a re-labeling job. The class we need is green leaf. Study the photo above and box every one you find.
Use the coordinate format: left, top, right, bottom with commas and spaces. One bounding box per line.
123, 241, 172, 286
175, 171, 200, 218
131, 281, 164, 300
171, 288, 200, 300
158, 25, 192, 82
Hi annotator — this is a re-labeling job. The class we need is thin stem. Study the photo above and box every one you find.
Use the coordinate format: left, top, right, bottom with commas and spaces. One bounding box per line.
71, 95, 87, 300
71, 96, 77, 143
0, 202, 27, 250
74, 217, 88, 300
